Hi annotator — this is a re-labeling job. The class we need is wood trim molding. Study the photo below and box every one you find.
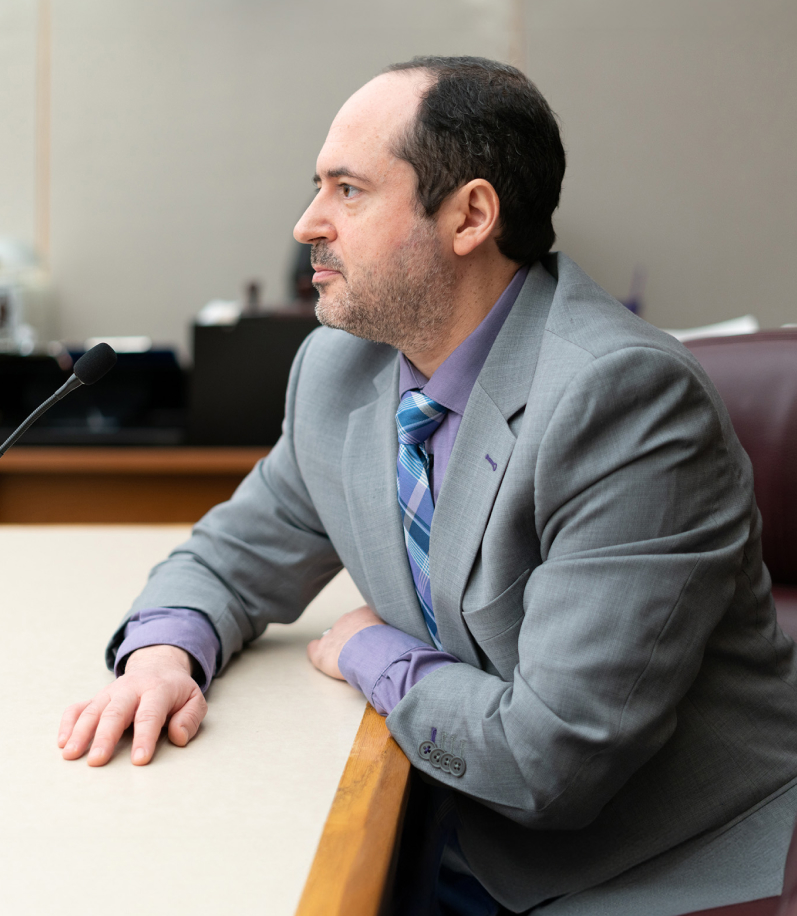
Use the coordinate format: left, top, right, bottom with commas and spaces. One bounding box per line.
0, 447, 269, 475
296, 704, 411, 916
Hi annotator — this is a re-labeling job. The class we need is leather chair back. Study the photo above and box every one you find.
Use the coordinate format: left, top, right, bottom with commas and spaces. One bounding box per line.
684, 331, 797, 586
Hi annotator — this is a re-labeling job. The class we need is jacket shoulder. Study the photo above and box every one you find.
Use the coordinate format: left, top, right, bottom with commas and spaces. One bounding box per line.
535, 253, 727, 419
543, 253, 694, 364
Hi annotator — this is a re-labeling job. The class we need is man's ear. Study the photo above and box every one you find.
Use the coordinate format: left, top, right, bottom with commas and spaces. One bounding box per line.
447, 179, 501, 257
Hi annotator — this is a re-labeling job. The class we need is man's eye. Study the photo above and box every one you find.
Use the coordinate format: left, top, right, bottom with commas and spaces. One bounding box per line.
341, 184, 360, 199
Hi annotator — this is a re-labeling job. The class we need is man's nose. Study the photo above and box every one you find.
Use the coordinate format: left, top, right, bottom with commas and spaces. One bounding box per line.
293, 196, 335, 245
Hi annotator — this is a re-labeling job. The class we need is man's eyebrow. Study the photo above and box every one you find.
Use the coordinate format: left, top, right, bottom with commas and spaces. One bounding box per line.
313, 167, 371, 185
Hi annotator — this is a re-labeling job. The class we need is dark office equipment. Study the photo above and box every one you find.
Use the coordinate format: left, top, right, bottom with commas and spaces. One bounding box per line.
243, 280, 264, 316
0, 349, 187, 446
0, 343, 118, 457
188, 313, 320, 446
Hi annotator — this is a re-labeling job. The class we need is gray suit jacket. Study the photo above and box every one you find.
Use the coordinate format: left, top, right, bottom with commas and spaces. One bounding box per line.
109, 254, 797, 912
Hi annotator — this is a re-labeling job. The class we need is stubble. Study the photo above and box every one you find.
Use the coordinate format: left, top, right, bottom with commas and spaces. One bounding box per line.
312, 217, 456, 356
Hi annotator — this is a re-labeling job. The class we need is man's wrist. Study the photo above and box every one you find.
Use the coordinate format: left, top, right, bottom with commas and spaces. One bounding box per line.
115, 608, 220, 691
339, 626, 429, 699
124, 644, 193, 676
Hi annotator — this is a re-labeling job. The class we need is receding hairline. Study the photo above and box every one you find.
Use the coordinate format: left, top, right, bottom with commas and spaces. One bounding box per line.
368, 66, 437, 101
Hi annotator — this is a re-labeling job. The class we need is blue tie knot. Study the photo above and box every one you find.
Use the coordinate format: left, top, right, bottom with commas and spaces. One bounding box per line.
396, 391, 448, 446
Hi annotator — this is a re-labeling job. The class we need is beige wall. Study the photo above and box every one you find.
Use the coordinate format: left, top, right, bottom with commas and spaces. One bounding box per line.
1, 0, 37, 247
525, 0, 797, 330
1, 0, 795, 355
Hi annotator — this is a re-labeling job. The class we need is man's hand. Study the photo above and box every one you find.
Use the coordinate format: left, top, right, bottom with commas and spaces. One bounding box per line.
307, 605, 385, 679
57, 645, 207, 767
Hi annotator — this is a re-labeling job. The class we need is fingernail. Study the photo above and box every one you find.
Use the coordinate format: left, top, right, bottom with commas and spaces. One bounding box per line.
179, 726, 189, 743
88, 747, 103, 762
133, 747, 147, 764
57, 733, 67, 746
65, 742, 78, 754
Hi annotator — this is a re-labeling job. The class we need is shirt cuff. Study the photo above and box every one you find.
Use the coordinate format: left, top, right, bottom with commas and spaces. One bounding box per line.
114, 607, 220, 693
339, 624, 458, 716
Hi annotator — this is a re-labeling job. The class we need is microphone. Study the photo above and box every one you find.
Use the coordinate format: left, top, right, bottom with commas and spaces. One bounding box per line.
0, 342, 117, 457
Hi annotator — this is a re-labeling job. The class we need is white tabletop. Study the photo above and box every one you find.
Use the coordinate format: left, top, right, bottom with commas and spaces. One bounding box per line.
0, 526, 366, 916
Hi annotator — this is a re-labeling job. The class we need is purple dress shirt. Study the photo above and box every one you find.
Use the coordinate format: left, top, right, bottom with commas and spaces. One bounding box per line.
114, 266, 528, 711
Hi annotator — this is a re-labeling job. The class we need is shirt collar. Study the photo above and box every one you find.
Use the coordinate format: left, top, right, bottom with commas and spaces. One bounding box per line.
399, 265, 529, 414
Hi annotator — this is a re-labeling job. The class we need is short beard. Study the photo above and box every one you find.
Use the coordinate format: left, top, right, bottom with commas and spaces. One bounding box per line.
312, 217, 456, 356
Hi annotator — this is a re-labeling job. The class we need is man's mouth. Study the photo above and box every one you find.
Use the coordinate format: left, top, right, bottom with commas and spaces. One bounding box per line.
310, 244, 345, 283
312, 266, 343, 283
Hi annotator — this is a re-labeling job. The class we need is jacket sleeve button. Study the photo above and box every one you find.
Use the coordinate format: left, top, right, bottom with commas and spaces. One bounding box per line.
418, 740, 435, 760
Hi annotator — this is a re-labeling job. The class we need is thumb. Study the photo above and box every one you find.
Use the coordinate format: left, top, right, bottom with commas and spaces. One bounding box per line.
168, 689, 208, 747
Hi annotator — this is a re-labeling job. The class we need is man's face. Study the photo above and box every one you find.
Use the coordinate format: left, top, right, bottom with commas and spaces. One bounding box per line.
293, 72, 456, 356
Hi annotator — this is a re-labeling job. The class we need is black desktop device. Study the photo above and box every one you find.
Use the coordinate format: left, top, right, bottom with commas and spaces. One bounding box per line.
0, 349, 187, 446
188, 313, 319, 446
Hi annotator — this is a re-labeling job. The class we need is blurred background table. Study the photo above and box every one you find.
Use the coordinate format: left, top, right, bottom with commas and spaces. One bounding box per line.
0, 447, 267, 522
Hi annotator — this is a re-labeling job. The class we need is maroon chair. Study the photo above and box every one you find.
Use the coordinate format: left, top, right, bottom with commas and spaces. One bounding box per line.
679, 329, 797, 915
684, 331, 797, 637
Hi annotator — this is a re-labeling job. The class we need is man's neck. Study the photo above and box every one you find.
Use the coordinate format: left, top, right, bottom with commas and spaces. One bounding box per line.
403, 258, 520, 378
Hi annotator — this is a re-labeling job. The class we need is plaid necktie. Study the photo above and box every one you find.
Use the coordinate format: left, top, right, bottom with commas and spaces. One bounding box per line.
396, 390, 448, 648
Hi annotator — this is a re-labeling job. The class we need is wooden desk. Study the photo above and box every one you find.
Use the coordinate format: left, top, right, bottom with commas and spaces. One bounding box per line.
0, 447, 268, 523
0, 526, 410, 915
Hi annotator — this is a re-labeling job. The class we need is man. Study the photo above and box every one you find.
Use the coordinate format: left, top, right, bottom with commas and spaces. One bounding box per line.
59, 57, 797, 915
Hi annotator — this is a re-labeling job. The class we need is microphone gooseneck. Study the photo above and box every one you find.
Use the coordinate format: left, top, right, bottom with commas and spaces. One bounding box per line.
0, 343, 118, 457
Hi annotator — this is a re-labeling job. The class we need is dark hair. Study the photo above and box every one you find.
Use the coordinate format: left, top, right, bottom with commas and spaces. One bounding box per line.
383, 56, 566, 266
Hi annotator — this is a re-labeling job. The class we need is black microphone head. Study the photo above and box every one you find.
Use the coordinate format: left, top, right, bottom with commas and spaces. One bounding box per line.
73, 342, 117, 385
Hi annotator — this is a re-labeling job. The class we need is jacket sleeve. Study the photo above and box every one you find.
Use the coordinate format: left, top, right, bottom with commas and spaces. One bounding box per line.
106, 330, 343, 674
385, 345, 753, 830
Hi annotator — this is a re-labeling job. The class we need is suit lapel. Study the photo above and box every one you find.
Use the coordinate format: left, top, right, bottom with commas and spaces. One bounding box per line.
430, 388, 516, 664
342, 355, 433, 644
430, 263, 558, 662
